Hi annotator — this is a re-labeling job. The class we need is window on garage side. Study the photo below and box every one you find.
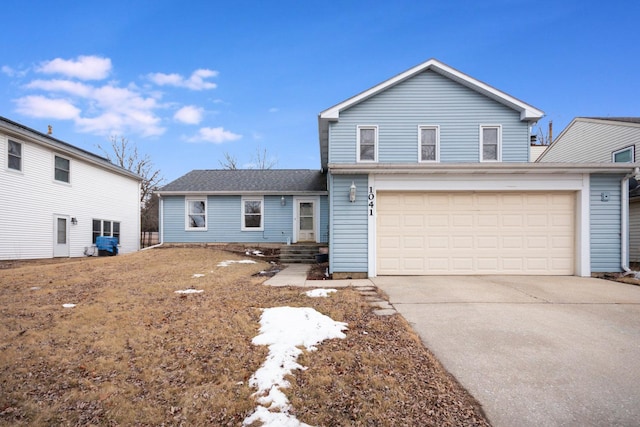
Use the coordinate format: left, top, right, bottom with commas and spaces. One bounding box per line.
242, 197, 263, 231
613, 146, 634, 163
480, 125, 501, 162
186, 198, 207, 230
419, 125, 439, 162
357, 125, 378, 162
8, 140, 22, 171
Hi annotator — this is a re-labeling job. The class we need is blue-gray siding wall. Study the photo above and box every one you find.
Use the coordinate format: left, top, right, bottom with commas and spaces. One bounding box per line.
329, 70, 529, 164
163, 195, 328, 244
590, 174, 623, 272
329, 174, 369, 273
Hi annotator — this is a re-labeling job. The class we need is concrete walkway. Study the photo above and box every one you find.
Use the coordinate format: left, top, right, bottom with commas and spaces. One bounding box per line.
264, 265, 396, 315
372, 275, 640, 427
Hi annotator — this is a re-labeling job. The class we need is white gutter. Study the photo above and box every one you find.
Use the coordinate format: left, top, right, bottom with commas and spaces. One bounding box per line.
621, 168, 639, 273
142, 196, 164, 251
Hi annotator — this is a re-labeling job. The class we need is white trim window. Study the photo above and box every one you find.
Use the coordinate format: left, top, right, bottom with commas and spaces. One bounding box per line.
8, 140, 22, 171
357, 125, 378, 162
186, 198, 207, 230
613, 146, 635, 163
92, 219, 121, 243
242, 197, 264, 231
418, 125, 439, 162
480, 125, 501, 162
54, 155, 70, 182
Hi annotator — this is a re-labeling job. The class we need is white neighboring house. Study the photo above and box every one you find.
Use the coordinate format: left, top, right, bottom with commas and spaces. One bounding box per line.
0, 117, 142, 260
538, 117, 640, 262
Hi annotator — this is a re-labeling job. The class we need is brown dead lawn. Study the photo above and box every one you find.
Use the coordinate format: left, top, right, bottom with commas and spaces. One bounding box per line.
0, 247, 489, 426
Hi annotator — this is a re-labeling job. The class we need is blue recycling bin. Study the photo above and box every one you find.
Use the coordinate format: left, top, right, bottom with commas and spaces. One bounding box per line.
96, 236, 119, 256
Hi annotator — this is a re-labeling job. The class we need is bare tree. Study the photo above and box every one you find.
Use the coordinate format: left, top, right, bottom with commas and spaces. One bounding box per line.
219, 152, 239, 170
532, 120, 553, 146
251, 145, 278, 169
98, 136, 164, 205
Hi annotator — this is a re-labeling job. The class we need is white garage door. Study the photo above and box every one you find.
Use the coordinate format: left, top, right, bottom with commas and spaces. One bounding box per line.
377, 192, 575, 275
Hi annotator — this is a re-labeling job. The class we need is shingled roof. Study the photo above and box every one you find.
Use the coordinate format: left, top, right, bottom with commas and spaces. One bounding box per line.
158, 169, 327, 194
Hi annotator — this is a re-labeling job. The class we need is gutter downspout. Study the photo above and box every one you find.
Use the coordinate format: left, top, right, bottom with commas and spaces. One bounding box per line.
142, 195, 164, 251
621, 167, 639, 273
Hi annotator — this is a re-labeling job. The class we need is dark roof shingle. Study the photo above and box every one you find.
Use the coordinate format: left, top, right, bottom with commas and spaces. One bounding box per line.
159, 169, 327, 193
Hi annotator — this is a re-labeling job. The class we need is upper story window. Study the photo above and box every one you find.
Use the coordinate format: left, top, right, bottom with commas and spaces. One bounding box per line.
8, 140, 22, 171
419, 126, 439, 162
54, 155, 70, 182
480, 125, 501, 162
357, 125, 378, 162
613, 146, 634, 163
186, 198, 207, 230
242, 197, 263, 231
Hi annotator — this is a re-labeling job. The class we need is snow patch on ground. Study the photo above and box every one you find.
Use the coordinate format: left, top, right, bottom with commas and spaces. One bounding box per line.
246, 250, 265, 257
62, 303, 76, 308
192, 273, 205, 278
218, 259, 257, 267
305, 288, 338, 298
175, 289, 204, 294
243, 306, 348, 427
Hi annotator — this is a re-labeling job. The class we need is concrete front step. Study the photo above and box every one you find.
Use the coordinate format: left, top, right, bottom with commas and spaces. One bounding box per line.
280, 244, 326, 264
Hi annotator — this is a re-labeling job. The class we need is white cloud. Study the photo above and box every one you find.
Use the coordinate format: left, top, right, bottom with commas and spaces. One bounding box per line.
189, 126, 242, 143
37, 55, 112, 80
174, 105, 203, 124
1, 65, 28, 78
26, 79, 93, 97
15, 96, 80, 120
148, 68, 218, 90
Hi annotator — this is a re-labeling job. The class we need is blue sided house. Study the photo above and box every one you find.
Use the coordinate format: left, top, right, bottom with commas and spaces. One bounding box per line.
158, 59, 637, 278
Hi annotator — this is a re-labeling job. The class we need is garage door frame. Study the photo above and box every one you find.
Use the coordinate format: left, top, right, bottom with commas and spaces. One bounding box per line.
368, 173, 591, 277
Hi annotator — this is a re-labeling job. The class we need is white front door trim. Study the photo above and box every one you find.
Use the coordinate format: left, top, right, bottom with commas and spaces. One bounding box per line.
292, 196, 320, 243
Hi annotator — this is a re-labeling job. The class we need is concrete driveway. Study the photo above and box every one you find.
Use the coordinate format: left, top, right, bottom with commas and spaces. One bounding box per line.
371, 275, 640, 427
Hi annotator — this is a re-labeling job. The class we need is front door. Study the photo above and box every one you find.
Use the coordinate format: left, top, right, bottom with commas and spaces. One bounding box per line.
53, 215, 70, 257
297, 201, 315, 242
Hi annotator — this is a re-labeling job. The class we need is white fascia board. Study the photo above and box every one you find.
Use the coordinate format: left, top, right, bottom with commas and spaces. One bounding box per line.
327, 162, 639, 175
155, 190, 328, 196
318, 58, 544, 122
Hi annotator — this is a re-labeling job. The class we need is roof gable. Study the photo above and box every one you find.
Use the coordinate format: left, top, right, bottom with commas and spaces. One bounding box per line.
318, 58, 544, 168
158, 169, 327, 194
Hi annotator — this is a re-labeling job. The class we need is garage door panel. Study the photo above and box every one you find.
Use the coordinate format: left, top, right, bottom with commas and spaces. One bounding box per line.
377, 192, 575, 275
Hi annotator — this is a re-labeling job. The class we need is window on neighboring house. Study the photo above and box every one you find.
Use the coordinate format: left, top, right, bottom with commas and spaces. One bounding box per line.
613, 146, 634, 163
186, 198, 207, 230
92, 219, 121, 244
8, 140, 22, 171
419, 126, 439, 162
480, 125, 501, 162
242, 197, 263, 230
357, 125, 377, 162
54, 155, 70, 182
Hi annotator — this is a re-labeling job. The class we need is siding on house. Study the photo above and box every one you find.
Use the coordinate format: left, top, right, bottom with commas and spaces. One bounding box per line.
540, 119, 640, 163
630, 200, 640, 263
590, 174, 623, 272
329, 174, 369, 273
162, 195, 329, 244
0, 132, 140, 260
328, 70, 529, 165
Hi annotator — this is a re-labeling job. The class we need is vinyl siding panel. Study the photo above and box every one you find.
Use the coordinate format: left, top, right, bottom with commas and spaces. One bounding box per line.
329, 174, 368, 273
0, 133, 140, 260
590, 174, 623, 272
540, 120, 640, 163
328, 70, 529, 164
162, 195, 328, 244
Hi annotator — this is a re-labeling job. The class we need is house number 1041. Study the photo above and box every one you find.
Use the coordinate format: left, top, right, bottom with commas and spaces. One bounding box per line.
368, 187, 375, 216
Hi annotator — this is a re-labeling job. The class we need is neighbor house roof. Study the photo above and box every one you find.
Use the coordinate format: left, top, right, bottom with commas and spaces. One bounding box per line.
317, 58, 545, 169
583, 117, 640, 124
157, 169, 327, 195
0, 116, 142, 181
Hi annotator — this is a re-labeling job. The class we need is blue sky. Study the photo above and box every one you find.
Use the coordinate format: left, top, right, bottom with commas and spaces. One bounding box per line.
1, 0, 638, 183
